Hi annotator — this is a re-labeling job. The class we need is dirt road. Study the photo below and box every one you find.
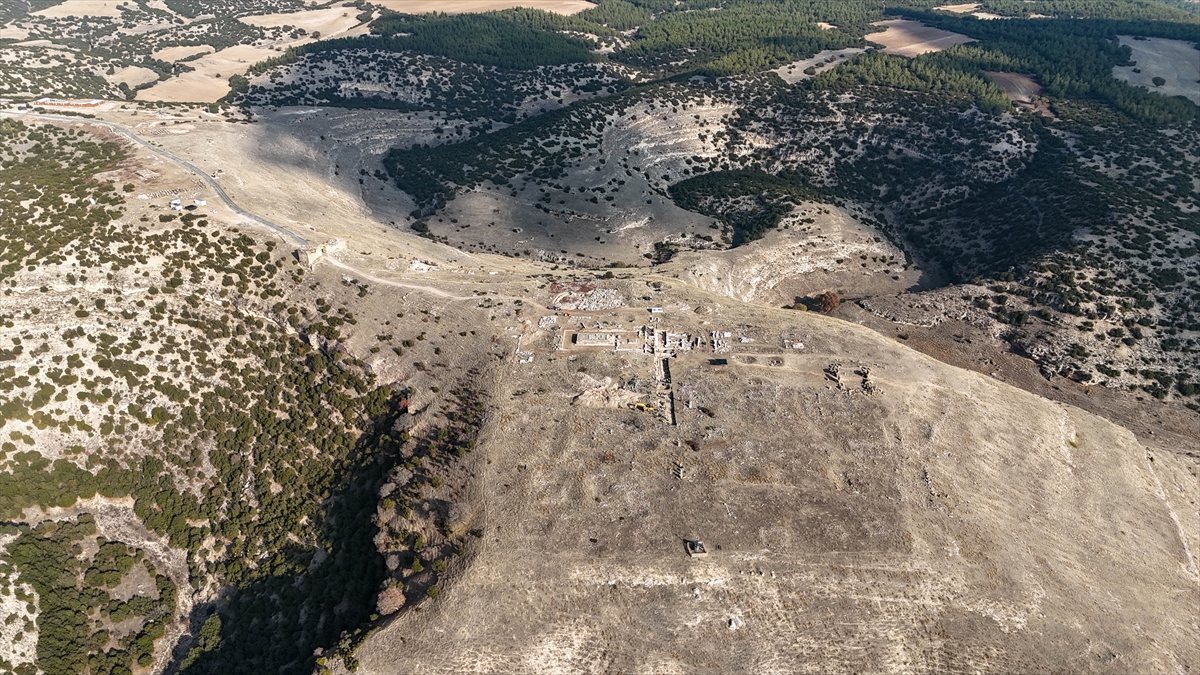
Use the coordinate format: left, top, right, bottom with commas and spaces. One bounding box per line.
0, 108, 492, 302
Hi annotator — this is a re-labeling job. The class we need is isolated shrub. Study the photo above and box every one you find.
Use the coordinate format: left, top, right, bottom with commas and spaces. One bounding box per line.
817, 291, 840, 313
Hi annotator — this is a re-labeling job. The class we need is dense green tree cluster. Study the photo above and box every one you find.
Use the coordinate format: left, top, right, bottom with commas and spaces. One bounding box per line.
974, 0, 1200, 22
0, 515, 176, 675
812, 49, 1012, 114
577, 0, 655, 30
894, 11, 1200, 123
613, 0, 874, 75
669, 169, 824, 244
247, 0, 879, 83
370, 12, 601, 69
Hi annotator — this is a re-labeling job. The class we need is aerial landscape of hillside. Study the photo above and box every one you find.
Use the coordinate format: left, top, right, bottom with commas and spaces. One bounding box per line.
0, 0, 1197, 673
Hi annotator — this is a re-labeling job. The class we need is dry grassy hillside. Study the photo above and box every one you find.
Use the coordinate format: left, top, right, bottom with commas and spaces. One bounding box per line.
353, 280, 1199, 674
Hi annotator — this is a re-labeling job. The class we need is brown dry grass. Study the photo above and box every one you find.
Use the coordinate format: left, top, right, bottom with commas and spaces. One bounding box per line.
33, 0, 123, 17
138, 45, 278, 102
152, 45, 214, 62
984, 71, 1041, 102
1112, 36, 1200, 105
239, 6, 370, 35
869, 19, 976, 57
934, 3, 979, 13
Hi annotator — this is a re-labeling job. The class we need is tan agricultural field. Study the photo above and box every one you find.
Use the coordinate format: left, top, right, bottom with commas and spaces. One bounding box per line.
870, 19, 976, 57
369, 0, 595, 15
105, 65, 159, 88
138, 44, 278, 102
1112, 36, 1200, 105
32, 0, 124, 17
240, 6, 371, 37
935, 3, 979, 12
773, 48, 866, 84
984, 71, 1041, 102
142, 10, 375, 102
152, 45, 214, 62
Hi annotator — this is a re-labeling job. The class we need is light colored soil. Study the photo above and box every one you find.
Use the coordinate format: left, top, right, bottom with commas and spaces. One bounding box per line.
816, 22, 836, 30
106, 65, 159, 88
984, 71, 1041, 103
842, 301, 1200, 466
935, 3, 979, 13
32, 0, 123, 17
0, 535, 37, 670
869, 19, 976, 57
772, 48, 866, 84
664, 202, 920, 304
354, 279, 1200, 674
369, 0, 596, 15
239, 6, 371, 37
142, 13, 373, 103
137, 44, 280, 102
0, 26, 31, 40
1113, 36, 1200, 106
53, 106, 1200, 674
103, 105, 475, 270
152, 45, 214, 62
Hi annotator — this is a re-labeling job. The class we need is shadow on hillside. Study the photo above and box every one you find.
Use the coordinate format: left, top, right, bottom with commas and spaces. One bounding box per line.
241, 96, 1106, 295
164, 402, 404, 675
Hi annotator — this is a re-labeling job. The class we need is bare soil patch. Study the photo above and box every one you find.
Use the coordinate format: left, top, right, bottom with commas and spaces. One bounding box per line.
33, 0, 123, 17
841, 302, 1200, 459
666, 202, 919, 305
240, 6, 370, 38
138, 44, 279, 102
935, 3, 979, 13
143, 13, 372, 102
152, 45, 215, 62
106, 65, 159, 88
773, 48, 866, 84
369, 0, 596, 15
984, 71, 1041, 103
354, 283, 1199, 674
1113, 36, 1200, 105
869, 19, 976, 57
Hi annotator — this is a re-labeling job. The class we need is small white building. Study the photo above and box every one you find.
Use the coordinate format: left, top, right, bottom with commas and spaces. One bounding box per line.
169, 198, 183, 212
194, 198, 207, 206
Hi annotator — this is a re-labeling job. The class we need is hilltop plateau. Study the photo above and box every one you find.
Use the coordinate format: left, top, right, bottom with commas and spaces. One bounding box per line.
0, 0, 1198, 673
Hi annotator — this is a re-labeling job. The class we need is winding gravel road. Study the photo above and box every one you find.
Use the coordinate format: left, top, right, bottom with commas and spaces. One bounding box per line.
1, 109, 311, 246
1, 108, 488, 301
